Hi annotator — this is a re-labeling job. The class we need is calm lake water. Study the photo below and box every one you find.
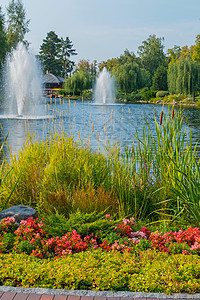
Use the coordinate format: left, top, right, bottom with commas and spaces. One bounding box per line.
0, 99, 200, 159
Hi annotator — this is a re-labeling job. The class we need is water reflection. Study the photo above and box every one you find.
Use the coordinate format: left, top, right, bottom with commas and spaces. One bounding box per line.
0, 100, 199, 160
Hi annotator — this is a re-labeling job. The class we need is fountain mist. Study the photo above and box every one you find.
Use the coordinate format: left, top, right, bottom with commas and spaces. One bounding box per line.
3, 43, 42, 116
94, 67, 115, 104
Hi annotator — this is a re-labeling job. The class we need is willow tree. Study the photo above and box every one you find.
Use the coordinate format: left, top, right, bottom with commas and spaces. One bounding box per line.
112, 61, 151, 94
64, 71, 92, 95
168, 58, 200, 101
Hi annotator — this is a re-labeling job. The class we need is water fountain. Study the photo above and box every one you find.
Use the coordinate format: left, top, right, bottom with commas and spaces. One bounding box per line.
2, 42, 43, 118
94, 67, 115, 104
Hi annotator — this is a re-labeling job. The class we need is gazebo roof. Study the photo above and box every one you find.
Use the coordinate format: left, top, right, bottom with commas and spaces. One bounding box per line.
43, 72, 64, 85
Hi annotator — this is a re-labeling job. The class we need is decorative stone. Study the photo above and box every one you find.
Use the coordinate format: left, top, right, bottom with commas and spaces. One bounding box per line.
0, 205, 38, 223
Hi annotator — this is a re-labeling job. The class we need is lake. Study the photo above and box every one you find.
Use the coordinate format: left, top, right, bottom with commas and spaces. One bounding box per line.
0, 99, 200, 159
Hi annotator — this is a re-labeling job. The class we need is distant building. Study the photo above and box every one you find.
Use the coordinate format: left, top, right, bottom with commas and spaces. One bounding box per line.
42, 71, 65, 97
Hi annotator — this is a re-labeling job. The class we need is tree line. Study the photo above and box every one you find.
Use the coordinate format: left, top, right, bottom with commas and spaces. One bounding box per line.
62, 34, 200, 100
1, 0, 200, 99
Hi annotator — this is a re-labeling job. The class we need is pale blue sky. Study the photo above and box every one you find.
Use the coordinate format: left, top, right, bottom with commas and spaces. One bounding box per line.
1, 0, 200, 64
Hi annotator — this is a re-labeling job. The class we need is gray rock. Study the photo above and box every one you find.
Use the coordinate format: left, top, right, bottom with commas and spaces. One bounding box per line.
0, 205, 38, 223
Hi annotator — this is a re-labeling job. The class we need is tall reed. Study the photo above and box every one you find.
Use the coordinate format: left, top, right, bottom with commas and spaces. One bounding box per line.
114, 108, 199, 220
0, 108, 198, 223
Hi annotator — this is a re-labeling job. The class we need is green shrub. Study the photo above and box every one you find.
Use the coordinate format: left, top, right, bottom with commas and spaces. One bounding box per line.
140, 88, 157, 100
44, 210, 121, 238
82, 90, 93, 99
1, 233, 15, 253
57, 89, 68, 97
0, 250, 200, 293
15, 240, 35, 255
156, 91, 169, 98
125, 92, 143, 102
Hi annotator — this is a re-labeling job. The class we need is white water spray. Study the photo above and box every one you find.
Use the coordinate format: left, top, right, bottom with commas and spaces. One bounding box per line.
94, 68, 115, 104
4, 43, 42, 116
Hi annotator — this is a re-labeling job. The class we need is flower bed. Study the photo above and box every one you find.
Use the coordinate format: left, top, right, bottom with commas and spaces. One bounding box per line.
1, 216, 200, 259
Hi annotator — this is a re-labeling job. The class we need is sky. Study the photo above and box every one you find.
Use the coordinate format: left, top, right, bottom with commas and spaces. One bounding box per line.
1, 0, 200, 64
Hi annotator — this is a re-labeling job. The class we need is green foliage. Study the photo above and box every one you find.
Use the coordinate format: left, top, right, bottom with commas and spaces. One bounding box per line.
165, 93, 185, 102
166, 45, 182, 65
140, 87, 157, 100
75, 59, 98, 79
156, 91, 169, 98
6, 0, 30, 51
168, 159, 200, 226
64, 71, 92, 95
192, 34, 200, 63
112, 61, 151, 94
1, 233, 15, 253
1, 108, 199, 224
44, 210, 120, 238
0, 133, 21, 211
99, 49, 136, 73
152, 65, 168, 91
15, 240, 35, 255
137, 34, 166, 77
0, 7, 7, 64
39, 31, 62, 76
39, 31, 77, 77
125, 92, 143, 102
0, 251, 200, 293
168, 57, 200, 96
82, 89, 93, 99
58, 36, 77, 77
0, 135, 120, 216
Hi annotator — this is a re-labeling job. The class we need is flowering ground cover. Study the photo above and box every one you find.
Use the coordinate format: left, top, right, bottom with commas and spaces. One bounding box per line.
1, 215, 200, 258
0, 215, 200, 293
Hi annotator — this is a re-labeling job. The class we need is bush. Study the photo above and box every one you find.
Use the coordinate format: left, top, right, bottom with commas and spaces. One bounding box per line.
57, 89, 68, 97
0, 251, 200, 293
82, 90, 93, 99
156, 91, 169, 98
140, 88, 157, 100
44, 210, 121, 238
126, 92, 143, 101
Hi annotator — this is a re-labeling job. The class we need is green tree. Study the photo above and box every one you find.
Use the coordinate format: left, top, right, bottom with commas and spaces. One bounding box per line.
152, 65, 168, 91
137, 34, 166, 77
0, 6, 7, 64
6, 0, 30, 51
39, 31, 62, 76
99, 49, 136, 73
168, 58, 200, 101
192, 34, 200, 63
112, 61, 151, 94
75, 59, 98, 79
166, 45, 181, 65
64, 71, 92, 95
59, 37, 77, 77
39, 31, 77, 77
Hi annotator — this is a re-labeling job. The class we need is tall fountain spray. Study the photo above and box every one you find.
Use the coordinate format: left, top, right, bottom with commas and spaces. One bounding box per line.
3, 43, 42, 117
94, 67, 115, 104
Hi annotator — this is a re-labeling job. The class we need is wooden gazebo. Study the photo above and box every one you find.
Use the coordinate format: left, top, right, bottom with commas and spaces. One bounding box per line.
43, 72, 64, 97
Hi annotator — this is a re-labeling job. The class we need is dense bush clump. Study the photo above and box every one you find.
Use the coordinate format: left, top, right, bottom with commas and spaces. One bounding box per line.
156, 91, 169, 98
0, 250, 200, 293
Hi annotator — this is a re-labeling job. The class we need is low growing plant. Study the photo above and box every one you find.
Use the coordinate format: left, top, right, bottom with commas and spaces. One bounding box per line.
0, 250, 200, 293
